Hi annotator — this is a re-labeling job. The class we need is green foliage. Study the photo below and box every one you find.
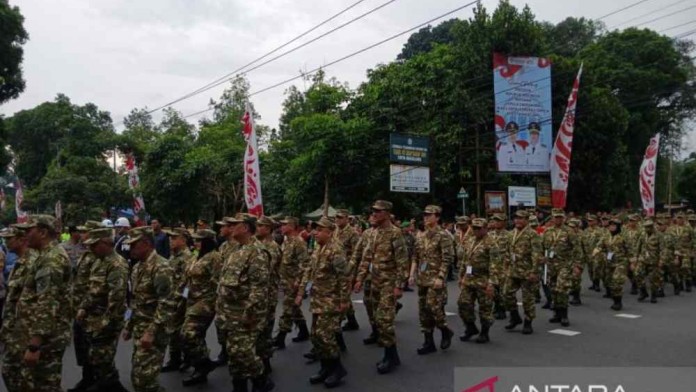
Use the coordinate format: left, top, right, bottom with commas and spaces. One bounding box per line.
0, 0, 28, 104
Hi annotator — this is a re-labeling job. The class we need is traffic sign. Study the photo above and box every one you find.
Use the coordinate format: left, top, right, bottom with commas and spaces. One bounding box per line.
457, 187, 469, 199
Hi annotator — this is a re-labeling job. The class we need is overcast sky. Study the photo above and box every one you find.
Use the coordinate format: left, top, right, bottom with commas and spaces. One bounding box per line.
1, 0, 695, 153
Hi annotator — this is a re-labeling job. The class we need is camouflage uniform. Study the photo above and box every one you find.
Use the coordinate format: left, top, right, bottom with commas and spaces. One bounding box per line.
257, 231, 281, 362
657, 219, 677, 294
541, 216, 580, 320
623, 219, 644, 293
668, 220, 693, 290
278, 234, 310, 333
216, 236, 270, 380
488, 218, 510, 319
72, 246, 98, 373
16, 218, 72, 392
504, 221, 542, 321
635, 222, 665, 300
214, 237, 239, 356
125, 239, 177, 392
333, 218, 359, 325
164, 239, 192, 366
583, 223, 606, 290
350, 227, 376, 337
0, 230, 35, 392
593, 228, 630, 299
79, 229, 128, 384
413, 224, 453, 333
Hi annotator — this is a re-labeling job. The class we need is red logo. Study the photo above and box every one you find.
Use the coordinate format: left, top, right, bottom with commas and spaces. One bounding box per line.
463, 376, 499, 392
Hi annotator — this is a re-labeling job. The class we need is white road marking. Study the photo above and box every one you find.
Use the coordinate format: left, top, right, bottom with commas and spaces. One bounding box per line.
548, 329, 581, 336
445, 311, 457, 316
615, 313, 642, 319
352, 300, 364, 304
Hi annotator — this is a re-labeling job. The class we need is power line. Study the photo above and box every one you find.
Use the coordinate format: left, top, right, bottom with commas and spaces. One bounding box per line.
674, 27, 696, 38
596, 0, 654, 20
609, 0, 691, 28
146, 0, 397, 115
631, 4, 696, 28
659, 18, 696, 33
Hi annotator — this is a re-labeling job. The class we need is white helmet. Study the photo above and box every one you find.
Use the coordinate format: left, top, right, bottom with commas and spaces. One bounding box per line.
115, 217, 131, 228
101, 219, 114, 228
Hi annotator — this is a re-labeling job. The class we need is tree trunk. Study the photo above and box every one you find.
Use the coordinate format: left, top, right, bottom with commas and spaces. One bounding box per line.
323, 175, 329, 218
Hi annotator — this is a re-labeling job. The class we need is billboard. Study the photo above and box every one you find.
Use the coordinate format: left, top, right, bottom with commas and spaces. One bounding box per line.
389, 133, 429, 165
484, 191, 507, 214
508, 186, 536, 207
493, 53, 552, 173
390, 165, 430, 193
536, 180, 552, 207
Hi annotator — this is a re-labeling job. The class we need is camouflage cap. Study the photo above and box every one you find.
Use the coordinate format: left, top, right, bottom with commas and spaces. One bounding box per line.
125, 226, 154, 245
226, 213, 257, 224
76, 220, 104, 232
371, 200, 393, 211
191, 228, 217, 240
0, 226, 25, 238
471, 218, 487, 228
215, 216, 235, 226
490, 213, 506, 221
280, 216, 299, 225
676, 212, 686, 219
196, 219, 209, 226
313, 217, 336, 230
587, 214, 598, 221
335, 209, 351, 218
423, 205, 442, 214
567, 218, 580, 228
609, 217, 622, 225
16, 214, 57, 232
551, 208, 565, 218
514, 210, 529, 219
83, 228, 115, 245
529, 215, 539, 223
688, 214, 696, 222
643, 219, 655, 228
164, 227, 191, 238
628, 214, 641, 222
256, 216, 276, 227
455, 216, 470, 225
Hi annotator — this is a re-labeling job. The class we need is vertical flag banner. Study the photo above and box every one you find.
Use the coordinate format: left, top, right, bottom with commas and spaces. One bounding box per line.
0, 187, 6, 211
493, 53, 553, 173
550, 64, 584, 208
15, 179, 27, 223
126, 154, 146, 225
639, 133, 660, 216
241, 103, 264, 217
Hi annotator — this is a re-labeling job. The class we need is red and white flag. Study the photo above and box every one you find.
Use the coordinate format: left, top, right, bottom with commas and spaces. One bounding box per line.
125, 154, 146, 225
241, 103, 264, 217
639, 133, 660, 216
550, 64, 583, 208
15, 179, 28, 223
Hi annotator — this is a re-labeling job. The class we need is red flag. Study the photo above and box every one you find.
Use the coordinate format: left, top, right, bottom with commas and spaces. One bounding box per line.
639, 134, 660, 216
15, 179, 28, 223
126, 154, 146, 225
550, 64, 583, 208
241, 103, 264, 217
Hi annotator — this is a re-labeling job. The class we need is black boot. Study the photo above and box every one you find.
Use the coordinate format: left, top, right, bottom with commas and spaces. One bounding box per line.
549, 309, 561, 323
342, 313, 360, 331
182, 358, 214, 386
439, 326, 454, 350
542, 299, 552, 309
475, 322, 490, 344
603, 287, 611, 298
416, 332, 436, 355
494, 302, 506, 320
310, 359, 331, 384
560, 308, 570, 327
686, 279, 693, 292
68, 366, 95, 392
630, 282, 638, 295
263, 358, 272, 375
505, 309, 523, 330
363, 325, 378, 345
179, 357, 192, 372
292, 321, 310, 342
336, 332, 347, 352
161, 351, 182, 372
323, 358, 347, 388
459, 322, 479, 342
610, 296, 623, 311
674, 280, 681, 296
304, 350, 318, 364
251, 374, 275, 392
212, 347, 228, 367
592, 280, 601, 292
521, 319, 533, 335
657, 287, 665, 297
272, 331, 287, 349
232, 377, 249, 392
396, 301, 403, 314
650, 290, 658, 303
638, 288, 648, 302
376, 345, 400, 374
569, 291, 582, 306
85, 377, 128, 392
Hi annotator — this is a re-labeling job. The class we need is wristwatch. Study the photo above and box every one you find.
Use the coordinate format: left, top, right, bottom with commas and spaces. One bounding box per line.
27, 344, 41, 353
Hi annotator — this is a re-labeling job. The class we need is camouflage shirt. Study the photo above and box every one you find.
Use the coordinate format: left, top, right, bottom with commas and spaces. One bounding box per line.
72, 251, 97, 315
0, 251, 36, 345
637, 230, 664, 266
61, 240, 86, 270
17, 244, 72, 347
333, 224, 359, 261
541, 225, 577, 269
413, 226, 454, 286
459, 234, 500, 285
79, 251, 128, 335
279, 235, 309, 288
593, 232, 630, 268
356, 225, 409, 286
125, 250, 177, 337
668, 225, 693, 259
507, 225, 543, 279
219, 239, 240, 266
260, 237, 282, 297
623, 226, 643, 261
348, 227, 375, 278
169, 248, 193, 289
183, 250, 222, 317
299, 238, 349, 314
489, 229, 511, 282
216, 237, 270, 329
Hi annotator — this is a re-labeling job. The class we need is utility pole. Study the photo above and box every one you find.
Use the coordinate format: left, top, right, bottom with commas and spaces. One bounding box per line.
667, 146, 673, 214
475, 126, 481, 216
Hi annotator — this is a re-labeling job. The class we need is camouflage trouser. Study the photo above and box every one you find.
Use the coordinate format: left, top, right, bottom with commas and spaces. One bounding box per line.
691, 257, 696, 281
594, 257, 607, 287
311, 313, 341, 360
586, 257, 595, 283
19, 344, 66, 392
503, 276, 538, 320
88, 332, 120, 381
73, 321, 90, 367
2, 344, 23, 392
364, 280, 374, 325
278, 284, 306, 333
679, 257, 692, 284
225, 321, 263, 379
635, 262, 662, 294
166, 303, 186, 359
571, 261, 585, 293
549, 265, 573, 309
131, 331, 168, 392
256, 307, 276, 360
458, 280, 493, 325
215, 323, 227, 350
417, 286, 447, 332
181, 314, 214, 364
664, 259, 681, 287
370, 281, 397, 347
606, 261, 627, 296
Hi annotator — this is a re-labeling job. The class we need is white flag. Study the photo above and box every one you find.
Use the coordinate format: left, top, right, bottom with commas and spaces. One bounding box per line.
639, 134, 660, 216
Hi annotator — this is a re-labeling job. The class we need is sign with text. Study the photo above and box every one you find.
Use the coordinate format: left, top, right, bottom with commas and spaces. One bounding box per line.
485, 191, 507, 213
508, 186, 536, 207
390, 165, 430, 193
536, 180, 552, 207
389, 133, 429, 165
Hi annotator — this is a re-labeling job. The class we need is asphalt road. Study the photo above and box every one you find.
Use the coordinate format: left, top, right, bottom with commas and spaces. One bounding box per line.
4, 276, 696, 392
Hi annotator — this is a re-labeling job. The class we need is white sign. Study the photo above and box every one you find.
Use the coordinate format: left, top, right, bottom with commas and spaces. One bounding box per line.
508, 186, 536, 207
390, 165, 430, 193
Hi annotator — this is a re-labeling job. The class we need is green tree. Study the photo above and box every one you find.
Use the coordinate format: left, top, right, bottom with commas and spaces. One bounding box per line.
0, 0, 29, 104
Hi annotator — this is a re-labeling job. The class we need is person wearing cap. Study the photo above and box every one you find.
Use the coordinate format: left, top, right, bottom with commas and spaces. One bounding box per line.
215, 213, 274, 392
583, 214, 605, 293
624, 214, 643, 296
196, 219, 210, 231
13, 215, 72, 390
594, 215, 613, 297
179, 229, 222, 386
408, 205, 454, 355
294, 217, 350, 388
273, 216, 310, 349
656, 215, 677, 297
333, 209, 361, 332
498, 121, 525, 169
255, 217, 282, 379
667, 213, 693, 293
354, 200, 409, 374
121, 226, 178, 392
61, 225, 86, 271
114, 217, 132, 262
75, 227, 129, 391
488, 213, 510, 321
541, 209, 579, 327
592, 218, 629, 311
161, 228, 194, 373
566, 218, 586, 307
524, 121, 549, 168
635, 219, 664, 303
458, 218, 499, 344
0, 226, 33, 392
503, 210, 543, 335
348, 214, 379, 345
